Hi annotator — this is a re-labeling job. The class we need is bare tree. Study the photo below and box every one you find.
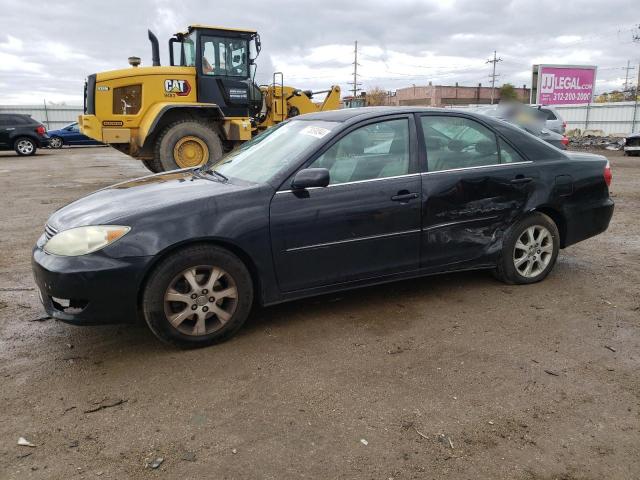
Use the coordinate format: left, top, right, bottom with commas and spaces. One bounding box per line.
366, 87, 388, 106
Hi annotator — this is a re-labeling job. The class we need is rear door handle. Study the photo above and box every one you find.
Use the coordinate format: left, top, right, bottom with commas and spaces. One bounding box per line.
391, 192, 419, 202
510, 176, 533, 184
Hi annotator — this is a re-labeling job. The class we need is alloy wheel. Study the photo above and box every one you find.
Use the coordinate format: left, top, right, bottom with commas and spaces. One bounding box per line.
513, 225, 553, 278
163, 265, 238, 336
50, 137, 63, 149
17, 139, 34, 155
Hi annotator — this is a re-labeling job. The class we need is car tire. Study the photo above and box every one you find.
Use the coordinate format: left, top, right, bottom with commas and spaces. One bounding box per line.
494, 212, 560, 285
142, 244, 253, 348
49, 136, 64, 149
141, 158, 162, 174
14, 137, 37, 156
154, 120, 223, 172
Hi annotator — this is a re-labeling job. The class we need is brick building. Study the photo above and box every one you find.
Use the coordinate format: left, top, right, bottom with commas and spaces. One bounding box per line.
390, 82, 530, 107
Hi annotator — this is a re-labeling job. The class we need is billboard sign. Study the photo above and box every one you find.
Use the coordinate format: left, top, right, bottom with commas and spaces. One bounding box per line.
535, 65, 597, 105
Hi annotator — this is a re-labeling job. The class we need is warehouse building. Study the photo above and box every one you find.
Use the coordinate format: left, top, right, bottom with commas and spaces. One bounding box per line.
390, 82, 530, 107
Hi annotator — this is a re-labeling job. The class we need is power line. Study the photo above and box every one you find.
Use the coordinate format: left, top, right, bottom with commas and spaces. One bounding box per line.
486, 50, 502, 105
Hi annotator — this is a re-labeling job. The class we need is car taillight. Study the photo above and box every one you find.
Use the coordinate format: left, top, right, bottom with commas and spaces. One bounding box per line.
604, 161, 612, 187
561, 136, 569, 146
562, 121, 567, 129
35, 125, 46, 135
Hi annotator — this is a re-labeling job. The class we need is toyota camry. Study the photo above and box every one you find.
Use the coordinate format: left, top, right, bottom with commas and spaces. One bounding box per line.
32, 107, 614, 347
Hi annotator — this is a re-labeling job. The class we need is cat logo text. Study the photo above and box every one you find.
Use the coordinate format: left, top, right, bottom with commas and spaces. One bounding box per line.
164, 79, 191, 97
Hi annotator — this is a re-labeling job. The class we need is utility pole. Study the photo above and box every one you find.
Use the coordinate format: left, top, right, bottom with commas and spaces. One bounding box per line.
632, 26, 640, 131
623, 60, 636, 99
486, 50, 502, 104
348, 40, 362, 100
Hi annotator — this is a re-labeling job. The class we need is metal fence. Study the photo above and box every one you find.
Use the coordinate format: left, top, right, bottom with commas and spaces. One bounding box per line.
0, 104, 83, 130
553, 101, 640, 136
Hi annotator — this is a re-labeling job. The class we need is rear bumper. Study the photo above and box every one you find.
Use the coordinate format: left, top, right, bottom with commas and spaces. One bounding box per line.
564, 198, 614, 247
36, 135, 50, 147
624, 145, 640, 152
31, 243, 152, 325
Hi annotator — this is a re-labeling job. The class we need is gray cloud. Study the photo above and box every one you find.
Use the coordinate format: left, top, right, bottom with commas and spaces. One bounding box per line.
0, 0, 637, 104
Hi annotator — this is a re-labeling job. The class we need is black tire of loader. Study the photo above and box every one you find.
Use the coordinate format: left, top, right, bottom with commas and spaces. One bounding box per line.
142, 158, 163, 174
154, 120, 223, 172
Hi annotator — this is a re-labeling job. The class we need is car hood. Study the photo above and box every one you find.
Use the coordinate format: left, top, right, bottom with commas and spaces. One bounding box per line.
626, 132, 640, 139
47, 170, 251, 230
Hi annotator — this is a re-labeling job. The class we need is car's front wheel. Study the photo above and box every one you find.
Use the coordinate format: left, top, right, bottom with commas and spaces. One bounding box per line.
49, 136, 64, 149
142, 245, 253, 348
495, 212, 560, 284
14, 137, 37, 156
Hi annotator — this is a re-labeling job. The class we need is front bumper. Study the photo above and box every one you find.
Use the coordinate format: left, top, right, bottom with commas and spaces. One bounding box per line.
31, 241, 152, 325
623, 145, 640, 152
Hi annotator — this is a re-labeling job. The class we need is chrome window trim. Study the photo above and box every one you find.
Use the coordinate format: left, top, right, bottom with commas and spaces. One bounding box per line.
275, 173, 422, 194
275, 161, 533, 194
285, 228, 421, 252
422, 161, 533, 175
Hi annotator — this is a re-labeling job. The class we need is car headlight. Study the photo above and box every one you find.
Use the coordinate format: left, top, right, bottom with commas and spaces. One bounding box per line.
44, 225, 130, 256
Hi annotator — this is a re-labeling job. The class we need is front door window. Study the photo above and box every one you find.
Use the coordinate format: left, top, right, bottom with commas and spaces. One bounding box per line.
309, 118, 410, 184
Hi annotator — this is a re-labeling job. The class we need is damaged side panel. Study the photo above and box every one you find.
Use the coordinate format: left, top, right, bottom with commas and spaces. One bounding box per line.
421, 163, 541, 269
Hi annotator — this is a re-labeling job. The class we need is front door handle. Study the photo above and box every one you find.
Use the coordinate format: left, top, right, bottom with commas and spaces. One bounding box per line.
391, 192, 419, 202
510, 176, 533, 184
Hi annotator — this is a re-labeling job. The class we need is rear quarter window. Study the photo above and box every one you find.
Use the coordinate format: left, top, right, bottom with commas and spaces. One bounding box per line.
540, 109, 557, 120
491, 119, 565, 161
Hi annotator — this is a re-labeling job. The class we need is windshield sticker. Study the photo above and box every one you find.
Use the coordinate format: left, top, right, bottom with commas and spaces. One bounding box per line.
300, 126, 330, 139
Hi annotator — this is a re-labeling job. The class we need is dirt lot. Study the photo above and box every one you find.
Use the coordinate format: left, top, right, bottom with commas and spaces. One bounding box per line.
0, 146, 638, 479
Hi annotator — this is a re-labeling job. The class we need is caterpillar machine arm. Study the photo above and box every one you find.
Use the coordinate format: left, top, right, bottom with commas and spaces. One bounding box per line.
79, 26, 341, 173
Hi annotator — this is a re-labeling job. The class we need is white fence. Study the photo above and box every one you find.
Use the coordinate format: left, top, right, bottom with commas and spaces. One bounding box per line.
0, 105, 83, 130
553, 101, 640, 136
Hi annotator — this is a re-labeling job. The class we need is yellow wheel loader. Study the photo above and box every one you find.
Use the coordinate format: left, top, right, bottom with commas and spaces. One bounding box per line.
79, 25, 341, 173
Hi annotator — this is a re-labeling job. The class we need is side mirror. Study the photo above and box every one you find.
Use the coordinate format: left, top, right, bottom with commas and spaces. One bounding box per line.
291, 168, 330, 190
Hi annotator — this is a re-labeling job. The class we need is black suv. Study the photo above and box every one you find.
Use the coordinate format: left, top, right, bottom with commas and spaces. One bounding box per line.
0, 113, 50, 156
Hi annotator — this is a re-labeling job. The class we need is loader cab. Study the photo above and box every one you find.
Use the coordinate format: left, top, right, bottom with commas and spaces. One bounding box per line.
169, 25, 261, 117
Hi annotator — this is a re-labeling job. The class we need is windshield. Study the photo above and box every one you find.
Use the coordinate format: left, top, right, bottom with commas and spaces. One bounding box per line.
213, 120, 339, 184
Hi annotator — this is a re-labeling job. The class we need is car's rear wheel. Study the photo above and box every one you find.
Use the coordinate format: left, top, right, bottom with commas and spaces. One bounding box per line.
142, 245, 253, 348
495, 212, 559, 284
14, 137, 37, 156
49, 136, 64, 149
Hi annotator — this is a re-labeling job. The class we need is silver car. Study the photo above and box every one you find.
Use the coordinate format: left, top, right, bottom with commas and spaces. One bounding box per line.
530, 105, 566, 134
477, 105, 568, 150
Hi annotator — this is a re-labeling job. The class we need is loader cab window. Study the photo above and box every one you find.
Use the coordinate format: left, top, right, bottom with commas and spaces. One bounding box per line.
201, 35, 249, 78
170, 33, 195, 67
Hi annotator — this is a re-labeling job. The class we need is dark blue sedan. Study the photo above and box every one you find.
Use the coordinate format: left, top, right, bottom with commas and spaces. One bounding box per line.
32, 107, 614, 348
47, 121, 103, 148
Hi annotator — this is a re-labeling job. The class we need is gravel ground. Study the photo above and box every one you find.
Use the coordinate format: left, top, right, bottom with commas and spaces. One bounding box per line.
0, 146, 638, 480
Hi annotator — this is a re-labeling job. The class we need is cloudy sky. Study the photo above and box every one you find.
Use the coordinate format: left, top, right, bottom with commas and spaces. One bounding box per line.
0, 0, 638, 104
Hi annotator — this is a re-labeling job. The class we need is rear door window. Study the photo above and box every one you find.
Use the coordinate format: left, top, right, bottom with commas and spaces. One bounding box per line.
420, 115, 499, 172
498, 138, 526, 163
